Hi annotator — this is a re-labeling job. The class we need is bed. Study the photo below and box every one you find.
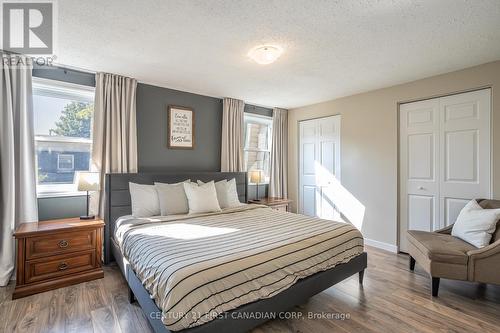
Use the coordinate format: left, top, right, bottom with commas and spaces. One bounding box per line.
104, 172, 367, 333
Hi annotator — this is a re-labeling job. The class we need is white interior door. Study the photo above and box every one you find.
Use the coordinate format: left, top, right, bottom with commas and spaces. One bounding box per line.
439, 90, 491, 227
399, 99, 440, 252
399, 89, 491, 252
299, 119, 318, 217
299, 115, 341, 219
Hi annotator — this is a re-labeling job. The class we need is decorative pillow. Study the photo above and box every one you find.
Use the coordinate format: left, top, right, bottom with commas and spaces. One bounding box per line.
184, 181, 221, 214
154, 180, 191, 215
451, 199, 500, 248
197, 178, 242, 209
129, 182, 160, 217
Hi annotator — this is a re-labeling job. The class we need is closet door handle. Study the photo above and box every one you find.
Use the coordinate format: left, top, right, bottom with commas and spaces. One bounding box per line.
418, 186, 425, 190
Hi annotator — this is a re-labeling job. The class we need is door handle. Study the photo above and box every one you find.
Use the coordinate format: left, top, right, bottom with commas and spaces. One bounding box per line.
418, 186, 425, 190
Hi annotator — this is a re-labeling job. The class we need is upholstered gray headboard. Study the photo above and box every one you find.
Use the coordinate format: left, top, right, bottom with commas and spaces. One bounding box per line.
103, 172, 247, 264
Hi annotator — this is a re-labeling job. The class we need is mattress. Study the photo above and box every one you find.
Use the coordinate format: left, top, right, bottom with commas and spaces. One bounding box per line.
115, 204, 364, 331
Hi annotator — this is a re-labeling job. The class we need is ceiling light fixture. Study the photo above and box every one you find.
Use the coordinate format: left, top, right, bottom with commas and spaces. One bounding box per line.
248, 45, 283, 65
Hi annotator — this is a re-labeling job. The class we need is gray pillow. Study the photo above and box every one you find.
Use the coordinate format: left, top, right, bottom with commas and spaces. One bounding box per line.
184, 181, 221, 214
197, 178, 242, 209
154, 180, 191, 215
129, 182, 160, 217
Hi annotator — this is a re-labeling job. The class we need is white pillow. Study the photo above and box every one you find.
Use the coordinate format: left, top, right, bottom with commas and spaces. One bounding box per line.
184, 181, 221, 214
197, 178, 242, 209
451, 200, 500, 248
154, 180, 191, 215
129, 182, 160, 217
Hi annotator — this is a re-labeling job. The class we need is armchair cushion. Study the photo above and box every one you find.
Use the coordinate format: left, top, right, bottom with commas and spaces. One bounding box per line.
407, 230, 476, 265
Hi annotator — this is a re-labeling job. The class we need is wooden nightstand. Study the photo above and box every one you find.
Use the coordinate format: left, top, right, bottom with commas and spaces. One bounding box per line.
249, 197, 292, 212
13, 217, 104, 299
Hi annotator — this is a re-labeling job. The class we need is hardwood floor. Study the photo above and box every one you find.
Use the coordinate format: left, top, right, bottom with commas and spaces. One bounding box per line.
1, 246, 499, 333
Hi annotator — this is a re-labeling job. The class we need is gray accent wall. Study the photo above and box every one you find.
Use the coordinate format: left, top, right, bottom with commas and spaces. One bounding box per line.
136, 83, 223, 172
38, 196, 88, 220
245, 104, 273, 118
33, 66, 95, 87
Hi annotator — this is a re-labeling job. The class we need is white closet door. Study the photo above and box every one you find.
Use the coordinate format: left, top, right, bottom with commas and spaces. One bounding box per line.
299, 116, 341, 219
439, 89, 491, 227
299, 119, 319, 217
399, 89, 491, 252
317, 117, 341, 220
400, 99, 440, 252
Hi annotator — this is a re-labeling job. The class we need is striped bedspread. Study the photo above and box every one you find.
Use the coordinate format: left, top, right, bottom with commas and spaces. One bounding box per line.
115, 205, 364, 331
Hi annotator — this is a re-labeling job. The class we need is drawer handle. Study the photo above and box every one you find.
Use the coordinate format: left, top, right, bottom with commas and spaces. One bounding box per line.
59, 262, 68, 270
58, 240, 69, 248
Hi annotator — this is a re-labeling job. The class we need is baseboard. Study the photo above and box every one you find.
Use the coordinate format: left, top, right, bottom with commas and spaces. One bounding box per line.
364, 238, 398, 253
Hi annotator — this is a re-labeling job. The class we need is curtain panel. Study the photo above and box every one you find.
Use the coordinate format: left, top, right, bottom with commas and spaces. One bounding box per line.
221, 98, 245, 172
0, 54, 38, 286
92, 72, 138, 217
269, 108, 288, 198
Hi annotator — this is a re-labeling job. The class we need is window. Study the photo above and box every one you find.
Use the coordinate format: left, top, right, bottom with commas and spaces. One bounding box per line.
57, 154, 74, 171
243, 113, 272, 183
33, 78, 95, 197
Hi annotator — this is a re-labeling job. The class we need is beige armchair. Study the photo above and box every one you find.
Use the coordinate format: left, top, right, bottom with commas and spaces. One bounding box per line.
407, 199, 500, 296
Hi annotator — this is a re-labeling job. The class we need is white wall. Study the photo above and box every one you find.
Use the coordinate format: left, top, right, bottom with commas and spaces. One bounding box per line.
288, 61, 500, 249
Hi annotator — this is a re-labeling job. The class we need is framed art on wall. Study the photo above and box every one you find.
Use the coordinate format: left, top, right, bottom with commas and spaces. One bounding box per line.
167, 105, 195, 149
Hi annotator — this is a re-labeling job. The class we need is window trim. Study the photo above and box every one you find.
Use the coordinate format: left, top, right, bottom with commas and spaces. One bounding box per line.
33, 77, 94, 101
243, 113, 273, 184
33, 77, 95, 198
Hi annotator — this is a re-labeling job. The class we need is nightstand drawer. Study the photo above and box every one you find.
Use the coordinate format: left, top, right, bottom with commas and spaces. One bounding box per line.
26, 230, 96, 260
249, 198, 291, 212
25, 250, 96, 284
272, 205, 288, 212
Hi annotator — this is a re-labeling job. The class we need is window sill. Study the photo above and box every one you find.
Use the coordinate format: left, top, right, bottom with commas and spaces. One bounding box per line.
248, 183, 269, 186
37, 191, 88, 199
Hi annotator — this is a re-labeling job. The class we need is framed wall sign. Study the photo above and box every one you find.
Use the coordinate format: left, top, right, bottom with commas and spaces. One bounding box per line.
167, 105, 195, 149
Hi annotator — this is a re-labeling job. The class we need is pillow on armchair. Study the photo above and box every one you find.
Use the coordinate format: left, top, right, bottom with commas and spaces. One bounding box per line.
451, 199, 500, 248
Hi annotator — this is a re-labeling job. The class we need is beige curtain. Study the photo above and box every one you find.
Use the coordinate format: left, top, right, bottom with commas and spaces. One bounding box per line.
269, 108, 288, 198
92, 72, 138, 217
221, 98, 245, 172
0, 54, 38, 286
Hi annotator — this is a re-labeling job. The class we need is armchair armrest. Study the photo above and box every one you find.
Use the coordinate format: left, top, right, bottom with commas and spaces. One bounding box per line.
434, 224, 454, 234
467, 239, 500, 258
467, 239, 500, 283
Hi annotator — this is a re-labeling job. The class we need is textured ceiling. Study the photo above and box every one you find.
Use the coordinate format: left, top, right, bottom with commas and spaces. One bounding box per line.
56, 0, 500, 108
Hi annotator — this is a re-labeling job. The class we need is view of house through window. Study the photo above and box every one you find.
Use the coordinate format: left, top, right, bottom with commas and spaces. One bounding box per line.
244, 113, 272, 183
33, 78, 95, 196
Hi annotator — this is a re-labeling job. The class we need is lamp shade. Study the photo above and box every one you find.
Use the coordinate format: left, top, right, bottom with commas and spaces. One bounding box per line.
249, 170, 263, 184
77, 172, 100, 192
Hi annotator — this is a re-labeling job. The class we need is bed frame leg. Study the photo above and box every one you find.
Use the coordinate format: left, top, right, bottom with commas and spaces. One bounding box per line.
358, 269, 365, 285
431, 277, 440, 297
409, 256, 416, 271
128, 285, 136, 303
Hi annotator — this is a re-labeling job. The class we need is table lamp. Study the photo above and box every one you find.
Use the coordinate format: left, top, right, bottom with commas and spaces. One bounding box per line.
77, 171, 100, 220
249, 170, 264, 201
